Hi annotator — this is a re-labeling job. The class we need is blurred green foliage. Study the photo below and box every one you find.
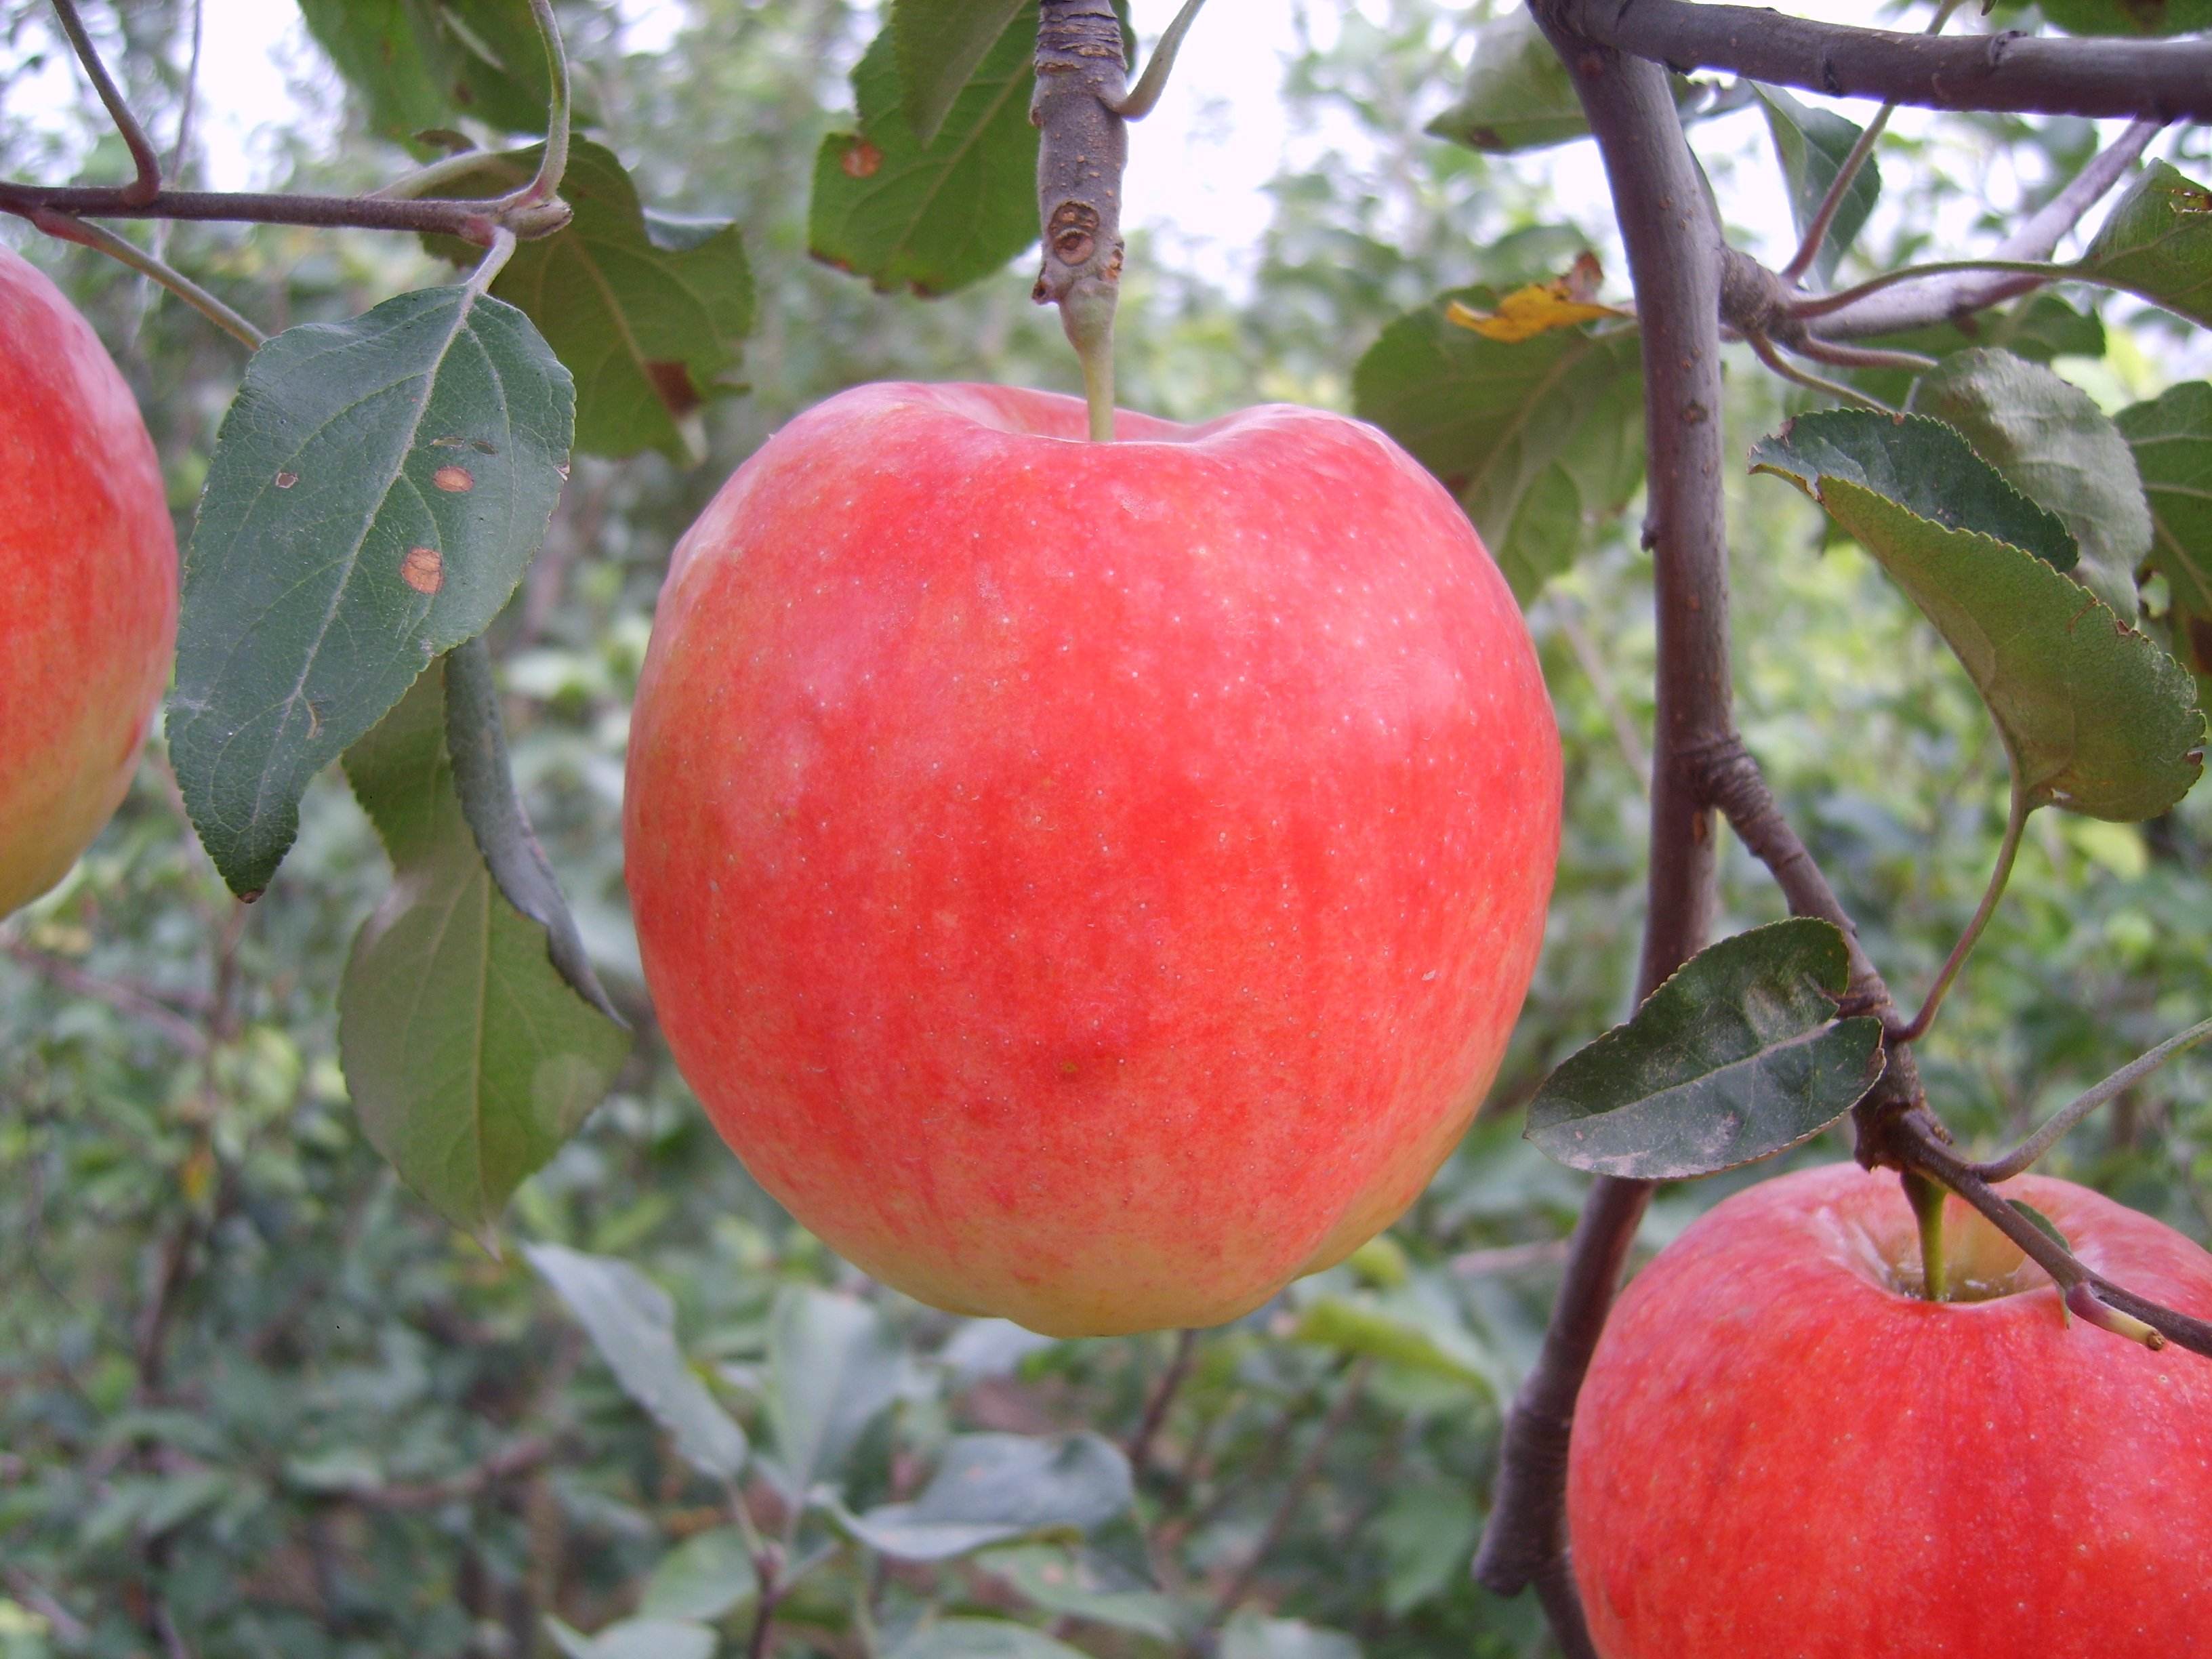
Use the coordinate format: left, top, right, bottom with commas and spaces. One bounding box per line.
3, 3, 2211, 1657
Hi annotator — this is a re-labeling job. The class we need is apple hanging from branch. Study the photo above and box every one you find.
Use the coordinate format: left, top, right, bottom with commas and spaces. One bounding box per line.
624, 382, 1561, 1336
1570, 1161, 2212, 1659
0, 245, 178, 920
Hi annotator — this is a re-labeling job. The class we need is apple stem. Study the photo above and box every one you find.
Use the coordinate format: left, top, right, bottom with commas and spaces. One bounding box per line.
1032, 1, 1129, 440
1904, 1168, 1948, 1302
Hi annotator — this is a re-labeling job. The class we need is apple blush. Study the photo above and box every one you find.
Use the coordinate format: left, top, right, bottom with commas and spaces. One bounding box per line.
625, 383, 1561, 1336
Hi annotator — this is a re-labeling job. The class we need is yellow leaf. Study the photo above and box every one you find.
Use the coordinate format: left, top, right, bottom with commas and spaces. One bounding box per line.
1448, 255, 1628, 342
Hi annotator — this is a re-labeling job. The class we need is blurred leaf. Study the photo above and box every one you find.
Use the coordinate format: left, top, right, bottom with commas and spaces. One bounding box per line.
545, 1617, 716, 1659
427, 140, 754, 461
525, 1242, 749, 1480
1848, 293, 2106, 408
811, 13, 1038, 295
1425, 7, 1730, 154
893, 0, 1027, 144
2023, 0, 2212, 33
768, 1288, 905, 1497
2118, 381, 2212, 699
939, 1319, 1056, 1385
893, 1620, 1092, 1659
1220, 1614, 1364, 1659
841, 1433, 1132, 1560
1754, 409, 2206, 819
1755, 85, 1880, 285
1353, 287, 1642, 599
979, 1545, 1185, 1641
170, 286, 573, 896
2080, 159, 2212, 329
339, 670, 626, 1240
1525, 918, 1885, 1180
1373, 1483, 1480, 1616
299, 0, 586, 141
639, 1527, 758, 1622
1290, 1291, 1496, 1393
1917, 348, 2149, 618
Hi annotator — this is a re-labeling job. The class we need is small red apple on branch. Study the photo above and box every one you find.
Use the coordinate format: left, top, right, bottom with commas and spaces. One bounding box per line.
625, 382, 1562, 1336
1570, 1162, 2212, 1659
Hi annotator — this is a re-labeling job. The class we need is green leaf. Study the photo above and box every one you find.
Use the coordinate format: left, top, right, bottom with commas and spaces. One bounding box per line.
841, 1433, 1133, 1561
426, 140, 753, 461
892, 1620, 1092, 1659
893, 0, 1028, 146
767, 1288, 905, 1498
979, 1545, 1186, 1641
170, 285, 573, 896
1353, 287, 1643, 600
299, 0, 582, 142
2079, 159, 2212, 329
1525, 918, 1885, 1180
1220, 1614, 1364, 1659
1424, 7, 1732, 155
337, 669, 626, 1241
1748, 407, 2076, 568
1755, 85, 1880, 285
524, 1242, 748, 1480
1754, 409, 2206, 819
639, 1527, 759, 1622
444, 639, 617, 1017
2118, 381, 2212, 699
2009, 1198, 2072, 1253
810, 12, 1039, 296
1917, 348, 2149, 618
545, 1618, 716, 1659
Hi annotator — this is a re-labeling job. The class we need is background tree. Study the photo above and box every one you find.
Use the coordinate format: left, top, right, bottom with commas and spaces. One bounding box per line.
3, 2, 2212, 1656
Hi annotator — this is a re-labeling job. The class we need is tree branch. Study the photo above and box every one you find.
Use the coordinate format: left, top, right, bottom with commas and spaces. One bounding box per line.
1568, 0, 2212, 121
1032, 0, 1128, 438
52, 0, 161, 205
1474, 5, 1737, 1646
0, 180, 571, 243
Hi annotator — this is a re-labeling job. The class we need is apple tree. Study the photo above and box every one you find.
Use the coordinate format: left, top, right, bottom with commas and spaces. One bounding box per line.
4, 1, 2212, 1656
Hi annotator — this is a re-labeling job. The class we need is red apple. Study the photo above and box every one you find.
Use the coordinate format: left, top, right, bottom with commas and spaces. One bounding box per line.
1570, 1160, 2212, 1658
0, 245, 177, 918
625, 382, 1559, 1336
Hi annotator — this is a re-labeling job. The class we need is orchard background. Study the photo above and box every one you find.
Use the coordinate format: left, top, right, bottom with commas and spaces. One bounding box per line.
5, 2, 2212, 1657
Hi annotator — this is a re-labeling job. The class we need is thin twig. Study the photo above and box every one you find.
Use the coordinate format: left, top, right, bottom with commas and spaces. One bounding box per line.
1745, 327, 1898, 413
1972, 1017, 2212, 1182
1450, 1239, 1575, 1279
1776, 0, 1965, 289
1553, 594, 1650, 794
1562, 0, 2212, 120
1787, 335, 1939, 373
29, 209, 263, 346
1792, 257, 2171, 325
1899, 1116, 2212, 1359
1127, 1330, 1200, 1480
1806, 118, 2161, 339
51, 0, 161, 204
0, 179, 569, 242
1205, 1357, 1372, 1629
1893, 787, 2032, 1044
2, 940, 210, 1052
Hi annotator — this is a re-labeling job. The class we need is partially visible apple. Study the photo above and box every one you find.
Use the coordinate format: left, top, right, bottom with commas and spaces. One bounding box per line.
1570, 1161, 2212, 1659
0, 245, 178, 918
624, 382, 1561, 1336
